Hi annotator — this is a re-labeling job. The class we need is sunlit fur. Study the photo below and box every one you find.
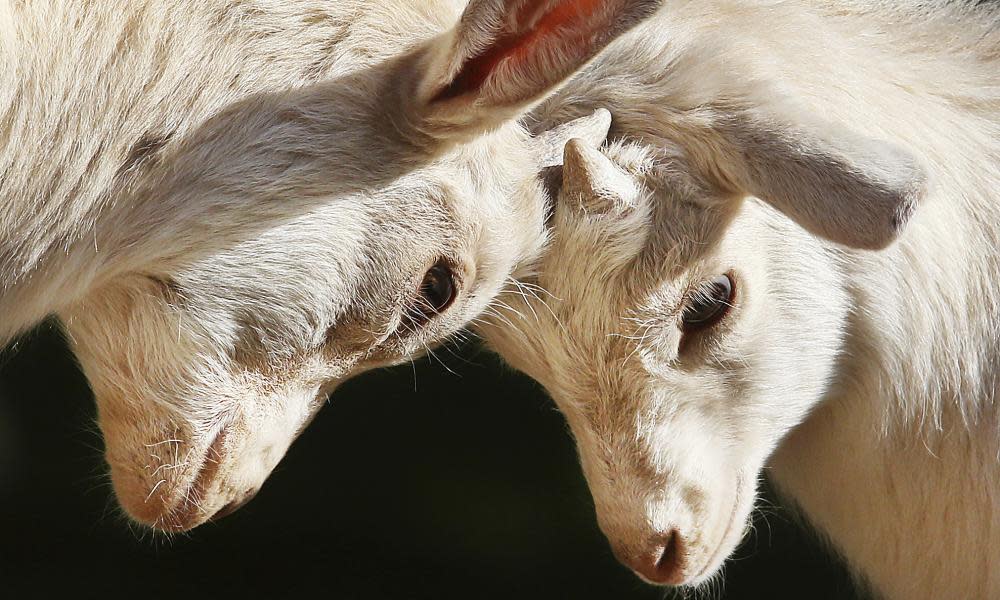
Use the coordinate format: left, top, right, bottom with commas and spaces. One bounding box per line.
0, 0, 654, 531
480, 2, 1000, 598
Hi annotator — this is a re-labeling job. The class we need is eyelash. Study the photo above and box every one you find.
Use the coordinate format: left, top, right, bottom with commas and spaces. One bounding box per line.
679, 273, 736, 335
399, 259, 458, 331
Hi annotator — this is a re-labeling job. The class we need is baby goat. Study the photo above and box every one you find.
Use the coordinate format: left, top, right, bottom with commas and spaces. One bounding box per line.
482, 1, 1000, 598
0, 0, 658, 531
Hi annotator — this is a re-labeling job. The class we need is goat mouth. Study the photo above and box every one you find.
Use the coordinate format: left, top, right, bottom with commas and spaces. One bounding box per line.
155, 427, 228, 532
691, 480, 745, 583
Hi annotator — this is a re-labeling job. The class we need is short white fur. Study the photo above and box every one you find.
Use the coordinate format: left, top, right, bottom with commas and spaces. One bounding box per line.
480, 2, 1000, 598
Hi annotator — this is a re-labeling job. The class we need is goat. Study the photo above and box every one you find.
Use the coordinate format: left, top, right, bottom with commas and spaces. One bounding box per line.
479, 1, 1000, 598
0, 0, 661, 531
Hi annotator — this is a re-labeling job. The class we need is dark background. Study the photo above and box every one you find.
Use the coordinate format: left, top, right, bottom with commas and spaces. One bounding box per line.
0, 322, 859, 599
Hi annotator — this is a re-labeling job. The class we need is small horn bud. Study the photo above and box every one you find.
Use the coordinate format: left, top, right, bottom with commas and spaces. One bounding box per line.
535, 108, 613, 168
561, 138, 639, 214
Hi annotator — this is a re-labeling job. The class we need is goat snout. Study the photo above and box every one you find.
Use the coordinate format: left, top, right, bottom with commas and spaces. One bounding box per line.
613, 529, 687, 586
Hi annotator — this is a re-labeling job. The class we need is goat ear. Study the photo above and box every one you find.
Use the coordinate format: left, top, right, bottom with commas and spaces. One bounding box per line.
725, 118, 926, 250
415, 0, 663, 138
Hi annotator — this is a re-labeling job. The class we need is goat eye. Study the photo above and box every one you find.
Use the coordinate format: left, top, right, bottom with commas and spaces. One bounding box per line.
405, 260, 457, 327
681, 274, 734, 332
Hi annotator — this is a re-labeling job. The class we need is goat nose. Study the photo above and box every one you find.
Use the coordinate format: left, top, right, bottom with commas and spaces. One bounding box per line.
616, 530, 686, 586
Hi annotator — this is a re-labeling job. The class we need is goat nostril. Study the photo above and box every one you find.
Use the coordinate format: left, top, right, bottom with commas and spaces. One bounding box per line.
619, 529, 687, 586
655, 530, 682, 580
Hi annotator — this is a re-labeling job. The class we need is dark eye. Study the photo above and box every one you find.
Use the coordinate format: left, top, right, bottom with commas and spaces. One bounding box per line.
405, 260, 457, 327
681, 274, 735, 333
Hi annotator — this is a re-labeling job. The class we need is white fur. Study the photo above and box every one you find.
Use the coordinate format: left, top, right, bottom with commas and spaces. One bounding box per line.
0, 0, 655, 531
480, 2, 1000, 598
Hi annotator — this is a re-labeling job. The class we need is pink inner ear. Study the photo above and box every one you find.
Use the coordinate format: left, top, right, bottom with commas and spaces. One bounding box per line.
433, 0, 606, 103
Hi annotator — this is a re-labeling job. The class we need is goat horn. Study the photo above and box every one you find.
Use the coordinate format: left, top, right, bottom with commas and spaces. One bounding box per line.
561, 138, 639, 215
535, 108, 612, 168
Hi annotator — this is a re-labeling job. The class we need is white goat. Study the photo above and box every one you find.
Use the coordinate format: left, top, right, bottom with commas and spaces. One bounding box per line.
480, 1, 1000, 598
0, 0, 662, 531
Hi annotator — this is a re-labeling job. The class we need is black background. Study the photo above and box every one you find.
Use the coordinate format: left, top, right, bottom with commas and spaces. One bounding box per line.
0, 323, 859, 599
